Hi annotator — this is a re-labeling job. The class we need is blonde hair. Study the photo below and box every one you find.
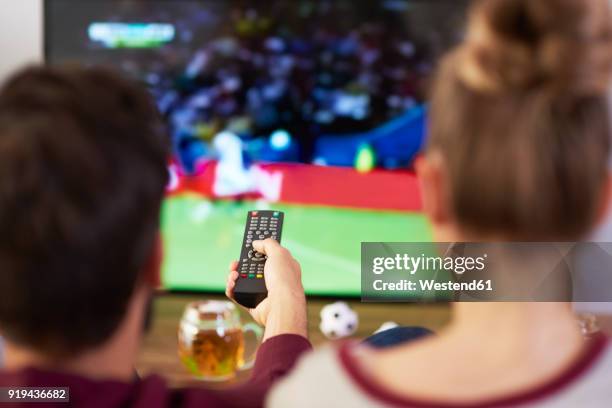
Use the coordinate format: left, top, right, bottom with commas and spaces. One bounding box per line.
428, 0, 612, 240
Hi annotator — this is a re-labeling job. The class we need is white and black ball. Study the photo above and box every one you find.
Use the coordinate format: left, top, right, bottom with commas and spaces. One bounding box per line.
319, 302, 358, 339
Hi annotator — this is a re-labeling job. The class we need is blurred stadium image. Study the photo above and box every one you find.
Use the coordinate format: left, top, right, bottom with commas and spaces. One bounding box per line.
46, 0, 469, 295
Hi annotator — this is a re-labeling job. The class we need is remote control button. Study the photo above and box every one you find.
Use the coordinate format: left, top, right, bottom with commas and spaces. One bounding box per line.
256, 274, 263, 279
259, 234, 265, 239
252, 255, 266, 262
248, 274, 255, 279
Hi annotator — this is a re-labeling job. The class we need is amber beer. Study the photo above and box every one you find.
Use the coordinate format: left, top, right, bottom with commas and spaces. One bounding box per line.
179, 326, 245, 378
178, 301, 262, 380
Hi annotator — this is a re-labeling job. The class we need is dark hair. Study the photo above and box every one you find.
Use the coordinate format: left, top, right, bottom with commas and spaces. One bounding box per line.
0, 66, 169, 356
428, 0, 612, 240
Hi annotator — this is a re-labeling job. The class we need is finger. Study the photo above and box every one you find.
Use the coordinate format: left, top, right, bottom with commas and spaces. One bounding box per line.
225, 279, 235, 299
252, 238, 283, 255
225, 261, 239, 298
225, 270, 239, 299
226, 269, 238, 288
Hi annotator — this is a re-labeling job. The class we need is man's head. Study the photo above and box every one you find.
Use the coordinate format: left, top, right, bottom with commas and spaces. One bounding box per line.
0, 66, 169, 357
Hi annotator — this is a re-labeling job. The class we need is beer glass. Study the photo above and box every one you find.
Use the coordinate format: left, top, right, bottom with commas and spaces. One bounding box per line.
178, 300, 263, 381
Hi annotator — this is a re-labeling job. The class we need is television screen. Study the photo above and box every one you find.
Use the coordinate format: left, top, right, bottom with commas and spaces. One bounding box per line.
45, 0, 468, 295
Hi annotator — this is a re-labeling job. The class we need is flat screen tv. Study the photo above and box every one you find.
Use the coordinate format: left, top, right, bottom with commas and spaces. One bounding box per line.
45, 0, 468, 296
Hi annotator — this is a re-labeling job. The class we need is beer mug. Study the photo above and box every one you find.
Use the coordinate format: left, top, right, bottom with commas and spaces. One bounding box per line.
178, 300, 263, 381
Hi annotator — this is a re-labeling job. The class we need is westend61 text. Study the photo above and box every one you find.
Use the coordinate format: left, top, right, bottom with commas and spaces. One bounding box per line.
372, 279, 493, 292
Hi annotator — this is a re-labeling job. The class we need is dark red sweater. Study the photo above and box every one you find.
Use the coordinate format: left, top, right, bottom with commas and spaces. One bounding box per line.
0, 334, 312, 408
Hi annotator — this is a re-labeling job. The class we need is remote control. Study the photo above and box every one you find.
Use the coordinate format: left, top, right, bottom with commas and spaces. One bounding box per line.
233, 210, 284, 308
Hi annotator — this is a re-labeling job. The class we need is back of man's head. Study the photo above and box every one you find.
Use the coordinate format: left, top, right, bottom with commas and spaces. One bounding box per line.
0, 66, 169, 357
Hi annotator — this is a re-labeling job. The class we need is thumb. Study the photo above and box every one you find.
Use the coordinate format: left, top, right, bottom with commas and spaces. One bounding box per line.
252, 238, 282, 255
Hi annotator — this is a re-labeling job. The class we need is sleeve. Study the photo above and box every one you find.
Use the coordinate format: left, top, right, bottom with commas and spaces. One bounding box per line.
250, 334, 313, 383
204, 334, 312, 408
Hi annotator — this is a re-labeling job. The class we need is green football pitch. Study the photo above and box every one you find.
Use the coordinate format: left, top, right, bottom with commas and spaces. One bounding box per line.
161, 194, 432, 296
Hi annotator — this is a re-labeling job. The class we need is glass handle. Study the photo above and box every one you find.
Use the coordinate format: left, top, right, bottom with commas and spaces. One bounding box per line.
239, 322, 264, 370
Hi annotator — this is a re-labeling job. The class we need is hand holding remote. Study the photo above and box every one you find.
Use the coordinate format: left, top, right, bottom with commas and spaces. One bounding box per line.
226, 239, 307, 340
252, 239, 304, 299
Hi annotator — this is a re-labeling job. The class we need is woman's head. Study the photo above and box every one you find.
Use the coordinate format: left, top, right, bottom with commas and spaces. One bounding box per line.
418, 0, 612, 241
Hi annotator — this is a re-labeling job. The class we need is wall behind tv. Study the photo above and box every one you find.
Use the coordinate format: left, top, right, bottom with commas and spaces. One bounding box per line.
0, 0, 43, 83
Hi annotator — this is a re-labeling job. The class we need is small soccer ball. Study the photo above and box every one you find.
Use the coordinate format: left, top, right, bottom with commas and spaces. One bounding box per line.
319, 302, 358, 339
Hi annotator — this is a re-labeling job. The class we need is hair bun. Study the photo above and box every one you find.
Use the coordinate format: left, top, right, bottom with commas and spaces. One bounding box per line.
458, 0, 612, 96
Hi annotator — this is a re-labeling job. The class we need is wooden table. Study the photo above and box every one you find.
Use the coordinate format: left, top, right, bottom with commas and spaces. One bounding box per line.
136, 293, 451, 387
136, 293, 612, 388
